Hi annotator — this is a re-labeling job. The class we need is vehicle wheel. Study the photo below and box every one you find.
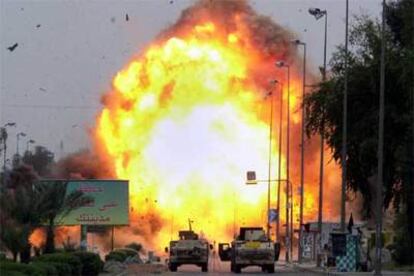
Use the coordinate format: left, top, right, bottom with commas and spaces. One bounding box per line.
234, 264, 241, 274
201, 263, 208, 272
169, 263, 177, 272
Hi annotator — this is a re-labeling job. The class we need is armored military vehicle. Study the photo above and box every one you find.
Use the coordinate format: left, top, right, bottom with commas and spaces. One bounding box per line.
166, 222, 210, 272
218, 227, 280, 273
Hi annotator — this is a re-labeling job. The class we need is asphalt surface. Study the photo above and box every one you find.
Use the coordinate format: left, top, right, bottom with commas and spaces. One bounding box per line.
160, 262, 319, 275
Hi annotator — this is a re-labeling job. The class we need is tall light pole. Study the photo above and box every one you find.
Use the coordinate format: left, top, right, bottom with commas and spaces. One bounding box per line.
276, 60, 290, 262
276, 82, 283, 242
26, 139, 35, 152
375, 0, 386, 274
1, 122, 16, 185
341, 0, 349, 233
266, 79, 279, 240
292, 39, 307, 263
309, 6, 328, 255
16, 132, 26, 156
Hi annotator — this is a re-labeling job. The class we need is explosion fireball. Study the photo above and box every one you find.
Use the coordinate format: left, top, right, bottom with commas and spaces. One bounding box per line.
93, 0, 340, 251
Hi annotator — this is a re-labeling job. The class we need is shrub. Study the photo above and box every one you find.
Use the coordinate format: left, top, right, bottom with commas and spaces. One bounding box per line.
35, 253, 82, 276
72, 251, 103, 276
30, 262, 59, 276
0, 261, 44, 276
0, 270, 25, 276
33, 261, 72, 276
105, 250, 128, 262
114, 248, 138, 257
125, 242, 142, 252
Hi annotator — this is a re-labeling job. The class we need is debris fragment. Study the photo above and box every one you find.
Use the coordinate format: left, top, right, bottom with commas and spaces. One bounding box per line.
36, 24, 41, 28
126, 13, 129, 21
7, 43, 18, 52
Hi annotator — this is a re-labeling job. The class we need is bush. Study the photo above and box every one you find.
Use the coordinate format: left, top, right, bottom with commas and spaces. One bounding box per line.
105, 250, 127, 262
0, 270, 25, 276
114, 248, 138, 257
72, 251, 103, 276
35, 253, 82, 276
30, 262, 59, 276
0, 261, 44, 276
34, 261, 72, 276
125, 242, 142, 252
392, 208, 414, 265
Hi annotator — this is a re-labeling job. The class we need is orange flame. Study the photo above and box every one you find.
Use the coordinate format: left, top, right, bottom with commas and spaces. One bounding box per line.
95, 10, 339, 252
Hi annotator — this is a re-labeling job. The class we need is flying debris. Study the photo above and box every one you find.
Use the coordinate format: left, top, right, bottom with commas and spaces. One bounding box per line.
36, 24, 41, 28
126, 13, 129, 21
7, 43, 18, 52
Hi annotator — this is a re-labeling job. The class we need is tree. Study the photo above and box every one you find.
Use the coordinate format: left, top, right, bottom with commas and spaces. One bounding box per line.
40, 180, 92, 254
305, 0, 413, 263
22, 146, 55, 177
0, 165, 40, 263
0, 166, 93, 260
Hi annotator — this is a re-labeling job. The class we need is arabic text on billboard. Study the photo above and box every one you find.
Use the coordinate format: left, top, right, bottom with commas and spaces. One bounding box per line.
52, 180, 129, 225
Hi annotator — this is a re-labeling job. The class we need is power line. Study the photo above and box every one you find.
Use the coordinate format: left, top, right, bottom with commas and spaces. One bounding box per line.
2, 104, 100, 110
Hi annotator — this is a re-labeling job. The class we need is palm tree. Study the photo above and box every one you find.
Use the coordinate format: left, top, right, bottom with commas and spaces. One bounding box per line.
0, 166, 92, 261
39, 180, 93, 254
0, 165, 40, 263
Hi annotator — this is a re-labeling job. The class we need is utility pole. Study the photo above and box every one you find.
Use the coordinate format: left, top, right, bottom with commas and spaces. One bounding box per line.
375, 0, 386, 274
293, 39, 307, 263
316, 8, 328, 246
340, 0, 349, 233
267, 87, 274, 240
277, 83, 283, 242
265, 80, 279, 240
275, 61, 290, 261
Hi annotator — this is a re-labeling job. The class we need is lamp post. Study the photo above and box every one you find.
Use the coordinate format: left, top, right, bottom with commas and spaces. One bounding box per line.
292, 39, 307, 263
26, 139, 35, 152
1, 123, 16, 173
309, 6, 328, 257
265, 79, 279, 240
341, 0, 349, 233
1, 122, 16, 185
276, 83, 283, 242
375, 0, 386, 274
275, 60, 290, 261
16, 132, 27, 156
246, 171, 292, 248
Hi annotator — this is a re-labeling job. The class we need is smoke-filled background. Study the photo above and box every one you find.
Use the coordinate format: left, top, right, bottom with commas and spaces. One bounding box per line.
2, 0, 383, 253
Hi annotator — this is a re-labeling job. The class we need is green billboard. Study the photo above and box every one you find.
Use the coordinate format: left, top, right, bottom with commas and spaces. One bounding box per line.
44, 180, 129, 226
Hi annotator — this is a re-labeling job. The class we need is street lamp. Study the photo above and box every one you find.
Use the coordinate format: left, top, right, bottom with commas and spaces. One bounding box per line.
291, 39, 307, 263
245, 170, 293, 245
26, 139, 35, 152
275, 60, 291, 262
1, 122, 16, 184
16, 132, 27, 156
309, 6, 328, 257
264, 79, 279, 240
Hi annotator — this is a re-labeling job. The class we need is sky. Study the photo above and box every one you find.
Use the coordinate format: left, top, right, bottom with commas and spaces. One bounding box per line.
0, 0, 382, 161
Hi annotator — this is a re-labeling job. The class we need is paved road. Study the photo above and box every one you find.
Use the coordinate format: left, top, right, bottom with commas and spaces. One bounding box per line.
162, 266, 316, 275
145, 262, 320, 275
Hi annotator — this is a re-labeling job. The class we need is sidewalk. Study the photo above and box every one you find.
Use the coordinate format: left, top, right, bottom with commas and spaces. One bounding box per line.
291, 262, 413, 276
